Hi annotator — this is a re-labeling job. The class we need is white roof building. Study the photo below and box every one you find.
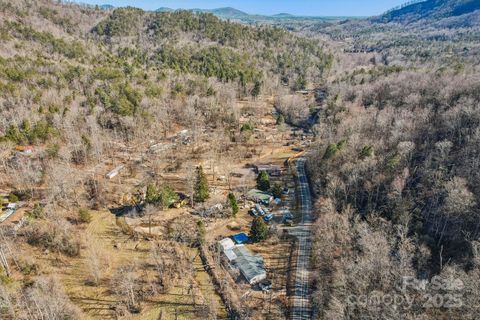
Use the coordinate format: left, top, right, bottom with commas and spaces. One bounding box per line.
6, 203, 17, 210
219, 238, 235, 251
218, 238, 237, 262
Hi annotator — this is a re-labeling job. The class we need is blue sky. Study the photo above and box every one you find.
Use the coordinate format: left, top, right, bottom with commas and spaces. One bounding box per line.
75, 0, 409, 17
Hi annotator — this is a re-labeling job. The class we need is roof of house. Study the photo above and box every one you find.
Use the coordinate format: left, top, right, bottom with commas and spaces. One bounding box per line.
219, 238, 235, 251
255, 164, 282, 172
233, 245, 266, 283
0, 209, 16, 223
224, 249, 237, 261
247, 189, 273, 202
232, 233, 249, 244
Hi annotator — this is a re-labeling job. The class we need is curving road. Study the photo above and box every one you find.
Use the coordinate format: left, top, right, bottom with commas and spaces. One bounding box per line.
289, 157, 313, 320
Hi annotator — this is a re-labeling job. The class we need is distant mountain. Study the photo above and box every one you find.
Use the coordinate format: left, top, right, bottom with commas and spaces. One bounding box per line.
99, 4, 114, 10
155, 7, 249, 19
272, 13, 295, 18
155, 7, 173, 13
154, 6, 349, 24
207, 7, 250, 19
376, 0, 480, 25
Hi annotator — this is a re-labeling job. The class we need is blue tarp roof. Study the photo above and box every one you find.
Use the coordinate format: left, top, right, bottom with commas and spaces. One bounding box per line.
232, 233, 249, 244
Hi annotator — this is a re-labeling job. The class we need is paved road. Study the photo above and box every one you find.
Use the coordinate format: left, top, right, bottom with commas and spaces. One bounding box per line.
289, 157, 313, 320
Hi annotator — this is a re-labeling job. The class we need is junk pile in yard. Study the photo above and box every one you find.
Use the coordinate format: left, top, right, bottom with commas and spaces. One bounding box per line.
196, 203, 229, 218
15, 145, 35, 156
106, 165, 125, 179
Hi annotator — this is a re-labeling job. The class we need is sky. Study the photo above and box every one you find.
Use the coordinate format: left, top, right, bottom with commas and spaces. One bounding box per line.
74, 0, 410, 17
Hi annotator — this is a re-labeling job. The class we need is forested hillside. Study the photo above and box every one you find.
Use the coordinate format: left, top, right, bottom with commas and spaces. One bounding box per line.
93, 7, 332, 87
377, 0, 480, 25
0, 1, 331, 147
309, 68, 480, 315
303, 1, 480, 319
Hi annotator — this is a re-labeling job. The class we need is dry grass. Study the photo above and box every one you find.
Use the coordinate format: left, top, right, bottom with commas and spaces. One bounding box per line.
60, 211, 146, 318
140, 248, 227, 320
47, 211, 226, 319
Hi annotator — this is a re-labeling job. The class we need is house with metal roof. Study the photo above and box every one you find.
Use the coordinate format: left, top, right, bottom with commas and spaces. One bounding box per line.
232, 245, 267, 285
247, 189, 273, 204
0, 203, 17, 223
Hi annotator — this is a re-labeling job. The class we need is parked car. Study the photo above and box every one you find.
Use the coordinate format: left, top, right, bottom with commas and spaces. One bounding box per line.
255, 204, 265, 216
264, 213, 274, 223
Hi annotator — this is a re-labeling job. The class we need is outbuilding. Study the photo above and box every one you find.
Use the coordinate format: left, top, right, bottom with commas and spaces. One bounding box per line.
232, 233, 249, 244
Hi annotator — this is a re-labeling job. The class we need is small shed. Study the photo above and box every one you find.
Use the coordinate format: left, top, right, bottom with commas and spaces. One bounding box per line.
232, 233, 249, 244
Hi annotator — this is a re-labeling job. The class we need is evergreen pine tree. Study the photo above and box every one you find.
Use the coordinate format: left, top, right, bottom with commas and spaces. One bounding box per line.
251, 80, 262, 98
256, 171, 270, 191
194, 166, 209, 202
271, 183, 283, 199
227, 192, 239, 217
250, 216, 269, 242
